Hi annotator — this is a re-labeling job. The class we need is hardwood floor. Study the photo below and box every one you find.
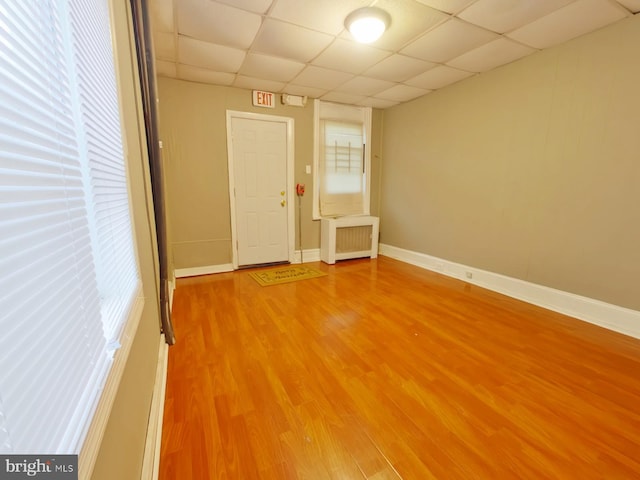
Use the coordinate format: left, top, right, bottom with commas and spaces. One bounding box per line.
159, 256, 640, 479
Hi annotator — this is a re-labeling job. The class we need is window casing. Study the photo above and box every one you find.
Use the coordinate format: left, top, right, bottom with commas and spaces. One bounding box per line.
313, 100, 372, 218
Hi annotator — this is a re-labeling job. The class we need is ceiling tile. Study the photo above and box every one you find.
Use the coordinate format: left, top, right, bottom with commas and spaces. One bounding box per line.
414, 0, 476, 14
215, 0, 274, 14
458, 0, 575, 33
615, 0, 640, 12
154, 32, 176, 61
251, 19, 334, 63
233, 75, 286, 92
357, 97, 400, 109
335, 76, 396, 96
447, 37, 536, 72
178, 36, 246, 72
177, 65, 236, 85
401, 18, 499, 63
363, 0, 450, 51
405, 65, 474, 89
312, 39, 390, 75
321, 92, 367, 105
282, 85, 328, 98
156, 60, 177, 77
507, 0, 629, 49
177, 0, 261, 49
376, 84, 431, 102
290, 65, 354, 90
363, 54, 436, 82
150, 0, 174, 32
239, 53, 305, 82
269, 0, 371, 35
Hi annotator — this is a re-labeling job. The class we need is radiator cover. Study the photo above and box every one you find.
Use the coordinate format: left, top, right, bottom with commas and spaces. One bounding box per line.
320, 216, 379, 264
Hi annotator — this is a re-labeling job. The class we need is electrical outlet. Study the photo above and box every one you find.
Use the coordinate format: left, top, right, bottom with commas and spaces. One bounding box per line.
465, 271, 473, 279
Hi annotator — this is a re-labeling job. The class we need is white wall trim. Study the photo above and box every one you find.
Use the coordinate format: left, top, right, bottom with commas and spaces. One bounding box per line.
175, 263, 234, 278
293, 248, 321, 264
79, 286, 145, 479
141, 334, 169, 480
379, 244, 640, 340
175, 253, 322, 273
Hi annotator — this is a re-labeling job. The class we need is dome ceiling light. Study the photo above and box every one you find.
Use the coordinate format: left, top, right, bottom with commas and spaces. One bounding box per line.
345, 7, 391, 44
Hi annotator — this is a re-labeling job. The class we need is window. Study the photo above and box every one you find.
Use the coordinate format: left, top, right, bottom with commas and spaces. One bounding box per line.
313, 100, 372, 218
0, 0, 139, 455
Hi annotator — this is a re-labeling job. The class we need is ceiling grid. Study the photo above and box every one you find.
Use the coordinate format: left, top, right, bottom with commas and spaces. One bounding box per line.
151, 0, 638, 108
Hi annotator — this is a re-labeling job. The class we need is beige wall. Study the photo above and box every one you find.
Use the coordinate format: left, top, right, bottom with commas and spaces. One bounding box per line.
157, 78, 383, 269
380, 15, 640, 311
91, 1, 161, 479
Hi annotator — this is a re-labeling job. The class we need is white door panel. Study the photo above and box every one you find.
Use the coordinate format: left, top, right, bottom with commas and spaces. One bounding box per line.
229, 114, 291, 267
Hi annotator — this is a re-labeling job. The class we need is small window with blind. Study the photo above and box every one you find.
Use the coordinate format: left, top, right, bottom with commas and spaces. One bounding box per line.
313, 101, 372, 218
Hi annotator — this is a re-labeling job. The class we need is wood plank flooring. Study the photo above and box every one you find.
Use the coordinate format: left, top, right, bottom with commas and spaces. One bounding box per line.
159, 256, 640, 479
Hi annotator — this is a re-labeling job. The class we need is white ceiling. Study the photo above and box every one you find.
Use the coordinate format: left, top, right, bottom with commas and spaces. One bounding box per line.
150, 0, 639, 108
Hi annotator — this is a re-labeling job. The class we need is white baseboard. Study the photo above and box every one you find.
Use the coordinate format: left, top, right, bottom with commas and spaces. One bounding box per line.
141, 334, 169, 480
174, 253, 322, 276
293, 248, 321, 264
379, 243, 640, 340
175, 263, 234, 278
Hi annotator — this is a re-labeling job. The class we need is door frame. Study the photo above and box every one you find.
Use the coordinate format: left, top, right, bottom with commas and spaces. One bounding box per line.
226, 110, 295, 269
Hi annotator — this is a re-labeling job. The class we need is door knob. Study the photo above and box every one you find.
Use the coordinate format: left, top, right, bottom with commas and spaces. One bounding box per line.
281, 199, 286, 207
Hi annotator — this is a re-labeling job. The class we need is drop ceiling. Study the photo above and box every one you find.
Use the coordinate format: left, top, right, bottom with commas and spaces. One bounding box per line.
150, 0, 639, 108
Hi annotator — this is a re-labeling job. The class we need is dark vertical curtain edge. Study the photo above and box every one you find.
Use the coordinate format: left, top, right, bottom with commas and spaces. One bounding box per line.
128, 0, 175, 345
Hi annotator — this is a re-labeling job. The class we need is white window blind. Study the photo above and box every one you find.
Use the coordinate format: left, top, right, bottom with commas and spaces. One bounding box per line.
0, 0, 139, 455
315, 100, 372, 218
68, 0, 139, 343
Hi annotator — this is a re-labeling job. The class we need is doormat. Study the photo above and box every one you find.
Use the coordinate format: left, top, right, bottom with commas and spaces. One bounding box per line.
249, 265, 327, 286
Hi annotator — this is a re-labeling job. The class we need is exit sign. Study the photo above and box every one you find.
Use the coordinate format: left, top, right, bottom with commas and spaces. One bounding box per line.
252, 90, 275, 108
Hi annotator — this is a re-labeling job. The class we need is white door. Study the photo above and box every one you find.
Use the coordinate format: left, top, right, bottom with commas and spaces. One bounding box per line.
227, 112, 293, 267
